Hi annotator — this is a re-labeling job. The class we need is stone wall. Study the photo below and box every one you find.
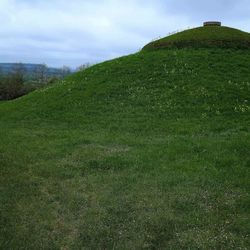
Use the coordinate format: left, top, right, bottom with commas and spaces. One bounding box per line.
203, 21, 221, 26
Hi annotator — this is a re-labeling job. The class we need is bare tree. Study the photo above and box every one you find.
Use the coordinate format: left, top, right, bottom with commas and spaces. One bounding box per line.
11, 63, 26, 82
35, 64, 48, 83
61, 65, 71, 78
76, 63, 90, 72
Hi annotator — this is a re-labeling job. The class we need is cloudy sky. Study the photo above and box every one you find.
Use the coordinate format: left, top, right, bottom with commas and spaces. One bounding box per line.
0, 0, 250, 68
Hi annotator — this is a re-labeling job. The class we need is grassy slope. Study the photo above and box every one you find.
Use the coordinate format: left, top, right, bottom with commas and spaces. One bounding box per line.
0, 49, 250, 249
143, 26, 250, 50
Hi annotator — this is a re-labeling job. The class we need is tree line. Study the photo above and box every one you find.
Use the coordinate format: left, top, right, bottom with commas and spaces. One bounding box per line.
0, 63, 90, 100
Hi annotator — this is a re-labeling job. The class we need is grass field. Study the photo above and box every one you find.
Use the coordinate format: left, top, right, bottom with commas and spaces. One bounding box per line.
1, 47, 250, 248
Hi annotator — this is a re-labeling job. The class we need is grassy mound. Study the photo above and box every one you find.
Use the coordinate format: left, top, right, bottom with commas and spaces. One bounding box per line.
0, 42, 250, 248
143, 26, 250, 50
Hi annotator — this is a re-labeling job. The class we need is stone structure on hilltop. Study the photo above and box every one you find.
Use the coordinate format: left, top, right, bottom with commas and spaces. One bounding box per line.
203, 21, 221, 26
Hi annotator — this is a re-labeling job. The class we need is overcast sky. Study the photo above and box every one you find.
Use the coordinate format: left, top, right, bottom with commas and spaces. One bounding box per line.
0, 0, 250, 68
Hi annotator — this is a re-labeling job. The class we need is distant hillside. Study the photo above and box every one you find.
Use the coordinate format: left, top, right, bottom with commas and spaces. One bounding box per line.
0, 63, 65, 77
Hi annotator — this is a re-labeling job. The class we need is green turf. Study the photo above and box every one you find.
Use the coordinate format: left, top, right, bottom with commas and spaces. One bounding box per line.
1, 40, 250, 248
143, 26, 250, 50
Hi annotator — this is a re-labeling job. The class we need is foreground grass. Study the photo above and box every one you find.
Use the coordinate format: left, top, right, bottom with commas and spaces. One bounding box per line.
0, 49, 250, 249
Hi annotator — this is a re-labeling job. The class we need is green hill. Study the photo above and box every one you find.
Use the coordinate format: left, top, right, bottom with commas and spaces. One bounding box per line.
143, 26, 250, 50
0, 26, 250, 249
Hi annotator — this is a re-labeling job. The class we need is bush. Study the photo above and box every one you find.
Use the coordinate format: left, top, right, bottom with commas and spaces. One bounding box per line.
0, 76, 34, 100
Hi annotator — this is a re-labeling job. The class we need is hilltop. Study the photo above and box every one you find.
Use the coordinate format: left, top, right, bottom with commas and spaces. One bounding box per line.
0, 25, 250, 249
143, 26, 250, 50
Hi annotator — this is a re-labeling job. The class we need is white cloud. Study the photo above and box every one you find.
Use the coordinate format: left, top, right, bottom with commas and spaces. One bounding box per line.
0, 0, 249, 67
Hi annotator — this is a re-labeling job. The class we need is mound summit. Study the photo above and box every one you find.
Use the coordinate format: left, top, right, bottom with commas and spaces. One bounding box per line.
143, 24, 250, 50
